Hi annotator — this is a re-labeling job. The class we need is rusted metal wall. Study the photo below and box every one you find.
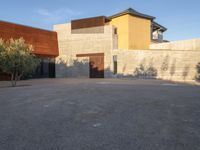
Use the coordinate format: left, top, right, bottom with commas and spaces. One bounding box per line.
0, 21, 59, 57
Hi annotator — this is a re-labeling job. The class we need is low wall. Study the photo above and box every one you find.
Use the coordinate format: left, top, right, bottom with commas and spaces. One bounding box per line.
112, 49, 200, 83
150, 39, 200, 50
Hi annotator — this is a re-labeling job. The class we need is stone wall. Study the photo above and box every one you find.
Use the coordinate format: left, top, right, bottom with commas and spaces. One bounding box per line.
112, 49, 200, 82
150, 38, 200, 50
54, 23, 200, 83
54, 23, 117, 78
71, 26, 104, 34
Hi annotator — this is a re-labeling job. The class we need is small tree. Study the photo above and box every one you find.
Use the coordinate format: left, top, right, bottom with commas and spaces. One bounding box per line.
0, 38, 40, 87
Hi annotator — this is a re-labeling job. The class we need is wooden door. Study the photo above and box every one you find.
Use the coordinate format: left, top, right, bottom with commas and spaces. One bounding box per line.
89, 55, 104, 78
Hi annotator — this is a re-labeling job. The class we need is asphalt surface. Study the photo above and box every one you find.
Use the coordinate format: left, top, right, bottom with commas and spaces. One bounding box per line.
0, 78, 200, 150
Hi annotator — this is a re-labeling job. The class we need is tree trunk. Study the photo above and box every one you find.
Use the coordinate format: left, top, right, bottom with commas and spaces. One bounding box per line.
14, 73, 18, 87
10, 72, 22, 87
11, 73, 15, 87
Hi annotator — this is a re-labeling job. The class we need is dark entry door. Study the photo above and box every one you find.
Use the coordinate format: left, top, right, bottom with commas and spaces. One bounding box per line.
49, 61, 55, 78
89, 55, 104, 78
33, 58, 55, 79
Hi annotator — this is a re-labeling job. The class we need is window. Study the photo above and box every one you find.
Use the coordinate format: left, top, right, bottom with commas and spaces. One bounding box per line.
114, 28, 117, 34
113, 55, 117, 74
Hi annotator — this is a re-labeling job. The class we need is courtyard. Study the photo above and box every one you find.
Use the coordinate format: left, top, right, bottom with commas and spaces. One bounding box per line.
0, 78, 200, 150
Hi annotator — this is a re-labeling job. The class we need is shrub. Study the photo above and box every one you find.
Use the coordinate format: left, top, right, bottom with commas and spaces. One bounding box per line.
0, 38, 40, 87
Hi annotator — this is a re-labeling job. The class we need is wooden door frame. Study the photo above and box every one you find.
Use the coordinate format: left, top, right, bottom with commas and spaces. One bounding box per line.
76, 53, 104, 57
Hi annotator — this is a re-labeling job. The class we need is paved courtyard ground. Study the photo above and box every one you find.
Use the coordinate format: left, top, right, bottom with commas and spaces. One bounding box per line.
0, 78, 200, 150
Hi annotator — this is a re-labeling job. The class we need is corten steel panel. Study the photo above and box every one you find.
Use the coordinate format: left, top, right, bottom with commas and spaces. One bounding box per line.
71, 16, 109, 30
0, 21, 59, 57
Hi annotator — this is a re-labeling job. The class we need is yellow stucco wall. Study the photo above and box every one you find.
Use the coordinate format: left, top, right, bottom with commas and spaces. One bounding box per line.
110, 14, 151, 50
128, 15, 151, 49
109, 15, 129, 49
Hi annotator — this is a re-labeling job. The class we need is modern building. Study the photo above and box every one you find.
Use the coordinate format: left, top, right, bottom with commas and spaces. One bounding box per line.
54, 8, 167, 78
1, 7, 199, 82
152, 21, 167, 43
0, 20, 59, 80
1, 8, 199, 82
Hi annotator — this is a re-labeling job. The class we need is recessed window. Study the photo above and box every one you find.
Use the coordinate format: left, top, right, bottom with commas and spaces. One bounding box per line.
113, 55, 117, 74
114, 28, 117, 34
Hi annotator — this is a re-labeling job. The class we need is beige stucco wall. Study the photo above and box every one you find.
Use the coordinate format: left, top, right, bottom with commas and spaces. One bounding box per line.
54, 23, 117, 78
150, 38, 200, 50
71, 26, 104, 34
112, 49, 200, 83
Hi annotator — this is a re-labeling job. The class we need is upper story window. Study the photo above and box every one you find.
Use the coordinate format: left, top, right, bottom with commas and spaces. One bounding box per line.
114, 28, 117, 34
152, 30, 163, 42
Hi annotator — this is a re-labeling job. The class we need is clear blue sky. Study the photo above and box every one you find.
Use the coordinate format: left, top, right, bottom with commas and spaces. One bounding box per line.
0, 0, 200, 41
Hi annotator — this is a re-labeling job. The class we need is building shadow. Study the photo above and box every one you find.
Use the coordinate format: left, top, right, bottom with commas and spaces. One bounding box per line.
105, 60, 158, 79
133, 64, 157, 79
56, 59, 158, 79
182, 64, 190, 80
169, 58, 176, 78
160, 55, 169, 77
56, 58, 90, 77
196, 62, 200, 81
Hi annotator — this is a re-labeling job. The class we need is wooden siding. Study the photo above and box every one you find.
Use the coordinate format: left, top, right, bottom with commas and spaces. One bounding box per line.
89, 55, 104, 78
76, 53, 104, 78
76, 53, 104, 57
71, 16, 108, 30
0, 21, 59, 57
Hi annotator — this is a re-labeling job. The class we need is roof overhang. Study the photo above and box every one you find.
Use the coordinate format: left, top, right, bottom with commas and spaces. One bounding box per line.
152, 21, 167, 32
109, 8, 155, 20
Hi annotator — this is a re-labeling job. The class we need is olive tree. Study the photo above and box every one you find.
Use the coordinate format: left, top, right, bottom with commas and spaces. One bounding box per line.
0, 38, 40, 87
